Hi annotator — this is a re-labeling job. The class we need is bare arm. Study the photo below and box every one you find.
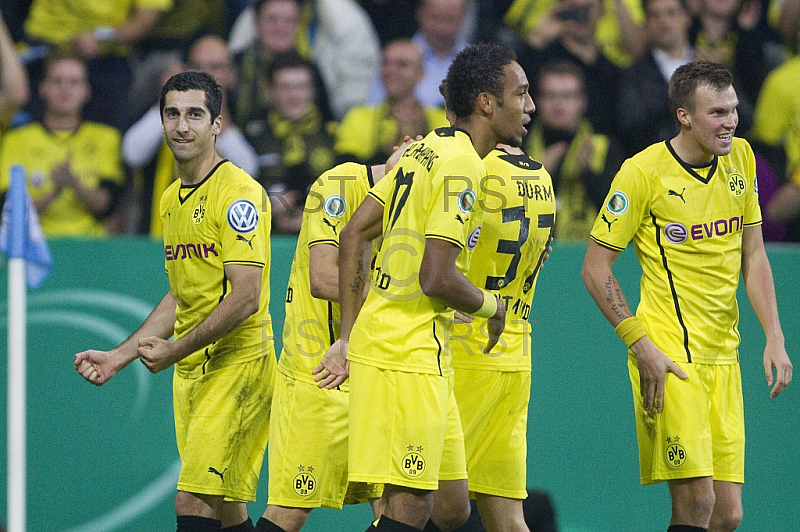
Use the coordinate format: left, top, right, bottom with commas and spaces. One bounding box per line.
111, 8, 163, 44
312, 196, 384, 389
138, 263, 262, 373
309, 244, 340, 302
582, 240, 686, 413
0, 11, 28, 128
74, 291, 177, 385
614, 0, 647, 59
338, 196, 385, 341
70, 8, 163, 57
420, 238, 505, 353
741, 226, 793, 398
777, 0, 800, 50
51, 163, 113, 217
766, 182, 800, 222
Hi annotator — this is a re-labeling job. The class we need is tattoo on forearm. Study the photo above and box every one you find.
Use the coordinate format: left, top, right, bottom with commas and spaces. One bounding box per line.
603, 276, 630, 321
351, 259, 366, 295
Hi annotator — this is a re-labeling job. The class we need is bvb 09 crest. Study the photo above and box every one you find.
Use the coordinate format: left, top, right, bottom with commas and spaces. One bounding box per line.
666, 443, 686, 468
402, 445, 426, 477
192, 200, 205, 224
293, 466, 317, 497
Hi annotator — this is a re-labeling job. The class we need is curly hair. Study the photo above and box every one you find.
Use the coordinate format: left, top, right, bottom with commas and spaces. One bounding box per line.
668, 60, 734, 119
443, 42, 517, 119
159, 70, 223, 123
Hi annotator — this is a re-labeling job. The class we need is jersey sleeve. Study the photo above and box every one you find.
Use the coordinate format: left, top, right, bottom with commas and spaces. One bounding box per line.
590, 157, 651, 251
368, 164, 395, 207
742, 140, 763, 226
425, 154, 483, 248
216, 176, 270, 267
306, 163, 366, 247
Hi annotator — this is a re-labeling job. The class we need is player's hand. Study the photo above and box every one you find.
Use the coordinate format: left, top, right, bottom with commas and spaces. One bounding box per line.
313, 338, 350, 389
483, 298, 506, 354
453, 310, 473, 325
74, 349, 118, 386
137, 337, 179, 374
631, 337, 688, 414
69, 32, 101, 58
764, 343, 792, 399
542, 235, 554, 265
385, 135, 422, 173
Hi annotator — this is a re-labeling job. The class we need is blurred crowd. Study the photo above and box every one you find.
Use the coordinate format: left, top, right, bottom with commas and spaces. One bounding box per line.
1, 0, 799, 241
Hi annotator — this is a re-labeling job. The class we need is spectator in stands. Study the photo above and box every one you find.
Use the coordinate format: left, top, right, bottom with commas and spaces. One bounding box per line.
335, 39, 447, 166
368, 0, 468, 108
767, 163, 800, 242
0, 7, 29, 129
228, 0, 377, 120
232, 0, 331, 127
505, 0, 647, 68
126, 0, 228, 125
243, 51, 335, 234
751, 54, 800, 182
516, 0, 623, 135
615, 0, 692, 157
689, 0, 767, 133
523, 60, 621, 241
123, 35, 258, 236
0, 53, 124, 237
22, 0, 172, 131
768, 0, 800, 53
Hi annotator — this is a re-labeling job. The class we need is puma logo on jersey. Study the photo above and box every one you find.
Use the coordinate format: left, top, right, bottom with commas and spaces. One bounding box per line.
208, 467, 227, 482
323, 218, 340, 235
455, 214, 465, 224
237, 234, 255, 249
601, 213, 617, 232
668, 188, 686, 203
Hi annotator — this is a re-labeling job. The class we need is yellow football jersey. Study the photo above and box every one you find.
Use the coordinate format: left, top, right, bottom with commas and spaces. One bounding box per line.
347, 127, 486, 376
279, 162, 374, 387
160, 160, 274, 374
0, 121, 124, 237
451, 148, 556, 371
590, 139, 762, 364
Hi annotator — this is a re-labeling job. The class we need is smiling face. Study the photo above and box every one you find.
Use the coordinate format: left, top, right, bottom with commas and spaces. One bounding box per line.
161, 89, 221, 163
257, 0, 300, 53
678, 83, 738, 162
490, 62, 535, 148
380, 40, 424, 100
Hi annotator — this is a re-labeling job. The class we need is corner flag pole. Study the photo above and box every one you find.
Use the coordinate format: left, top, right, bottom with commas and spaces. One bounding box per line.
3, 164, 52, 532
7, 253, 26, 532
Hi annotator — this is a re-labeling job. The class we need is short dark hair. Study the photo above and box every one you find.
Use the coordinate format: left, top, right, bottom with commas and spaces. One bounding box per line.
266, 50, 314, 84
443, 42, 517, 119
668, 60, 733, 118
642, 0, 688, 15
159, 70, 223, 122
536, 60, 585, 96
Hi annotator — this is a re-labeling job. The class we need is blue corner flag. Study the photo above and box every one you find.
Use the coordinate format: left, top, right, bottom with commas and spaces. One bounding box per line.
0, 164, 53, 288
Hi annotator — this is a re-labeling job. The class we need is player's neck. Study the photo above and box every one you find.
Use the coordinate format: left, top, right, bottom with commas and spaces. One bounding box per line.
456, 119, 498, 159
176, 151, 223, 186
43, 112, 81, 132
669, 134, 714, 167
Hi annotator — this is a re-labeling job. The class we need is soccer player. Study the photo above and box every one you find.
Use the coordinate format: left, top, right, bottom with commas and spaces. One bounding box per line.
449, 142, 555, 532
75, 71, 276, 532
581, 61, 792, 532
320, 42, 534, 532
255, 138, 415, 532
